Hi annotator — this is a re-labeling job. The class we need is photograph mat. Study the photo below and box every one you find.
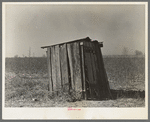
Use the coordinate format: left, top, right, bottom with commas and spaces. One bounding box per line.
2, 2, 148, 119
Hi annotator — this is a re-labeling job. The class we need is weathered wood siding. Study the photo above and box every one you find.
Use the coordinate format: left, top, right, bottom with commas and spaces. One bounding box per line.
83, 42, 94, 99
67, 42, 82, 93
60, 44, 69, 91
80, 44, 87, 99
47, 47, 53, 93
55, 45, 62, 91
46, 39, 111, 100
51, 46, 57, 92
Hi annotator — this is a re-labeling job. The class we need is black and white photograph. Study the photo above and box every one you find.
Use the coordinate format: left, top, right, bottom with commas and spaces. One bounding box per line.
2, 2, 148, 119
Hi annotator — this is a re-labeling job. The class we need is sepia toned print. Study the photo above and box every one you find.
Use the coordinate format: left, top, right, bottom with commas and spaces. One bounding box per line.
3, 2, 148, 119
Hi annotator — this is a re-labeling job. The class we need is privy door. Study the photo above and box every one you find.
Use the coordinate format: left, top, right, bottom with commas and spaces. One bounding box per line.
80, 41, 102, 100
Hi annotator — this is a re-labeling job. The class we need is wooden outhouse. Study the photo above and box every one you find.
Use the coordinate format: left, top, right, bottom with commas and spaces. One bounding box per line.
41, 37, 112, 100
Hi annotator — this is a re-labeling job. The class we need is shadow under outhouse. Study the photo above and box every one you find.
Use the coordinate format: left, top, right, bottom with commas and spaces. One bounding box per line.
41, 37, 112, 100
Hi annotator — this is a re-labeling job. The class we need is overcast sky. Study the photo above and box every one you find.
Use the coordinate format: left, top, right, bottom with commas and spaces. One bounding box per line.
4, 3, 146, 57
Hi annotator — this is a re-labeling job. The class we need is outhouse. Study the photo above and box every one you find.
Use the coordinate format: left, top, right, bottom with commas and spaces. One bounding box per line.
41, 37, 112, 100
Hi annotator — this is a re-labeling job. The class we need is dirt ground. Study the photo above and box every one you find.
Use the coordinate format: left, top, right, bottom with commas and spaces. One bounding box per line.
5, 97, 145, 107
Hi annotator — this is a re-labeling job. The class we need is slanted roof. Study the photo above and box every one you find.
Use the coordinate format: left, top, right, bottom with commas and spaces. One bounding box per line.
41, 37, 91, 49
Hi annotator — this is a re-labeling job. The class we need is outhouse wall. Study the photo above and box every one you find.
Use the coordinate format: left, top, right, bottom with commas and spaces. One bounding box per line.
43, 37, 111, 100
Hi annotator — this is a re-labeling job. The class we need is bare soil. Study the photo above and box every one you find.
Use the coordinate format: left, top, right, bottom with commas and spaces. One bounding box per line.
5, 97, 145, 107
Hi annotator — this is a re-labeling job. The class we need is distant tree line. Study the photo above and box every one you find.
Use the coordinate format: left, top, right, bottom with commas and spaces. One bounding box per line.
122, 47, 144, 56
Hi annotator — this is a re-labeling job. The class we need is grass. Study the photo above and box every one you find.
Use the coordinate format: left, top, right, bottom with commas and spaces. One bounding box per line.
5, 72, 82, 106
5, 73, 49, 101
103, 56, 145, 91
5, 56, 145, 107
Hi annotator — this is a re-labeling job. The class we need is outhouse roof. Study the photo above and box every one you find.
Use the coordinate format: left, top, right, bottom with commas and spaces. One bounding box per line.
41, 37, 103, 49
41, 37, 91, 49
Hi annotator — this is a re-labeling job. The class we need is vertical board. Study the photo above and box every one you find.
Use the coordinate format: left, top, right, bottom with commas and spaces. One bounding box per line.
51, 46, 56, 92
67, 43, 75, 90
55, 45, 62, 91
90, 42, 101, 98
82, 42, 90, 98
94, 41, 107, 97
80, 44, 87, 100
84, 42, 94, 84
73, 42, 82, 93
60, 44, 69, 91
87, 42, 96, 99
93, 42, 104, 98
83, 41, 94, 99
89, 42, 97, 84
67, 42, 82, 93
47, 47, 53, 93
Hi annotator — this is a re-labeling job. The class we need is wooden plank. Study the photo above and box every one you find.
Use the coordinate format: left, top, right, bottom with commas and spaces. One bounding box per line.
67, 42, 82, 95
88, 42, 97, 99
51, 46, 57, 92
83, 42, 94, 99
55, 45, 62, 91
89, 42, 97, 84
60, 44, 69, 92
83, 42, 90, 99
67, 43, 75, 90
91, 43, 99, 84
80, 45, 87, 100
89, 42, 99, 99
94, 41, 107, 98
73, 42, 82, 94
84, 42, 94, 84
90, 42, 101, 98
92, 42, 102, 98
47, 47, 53, 93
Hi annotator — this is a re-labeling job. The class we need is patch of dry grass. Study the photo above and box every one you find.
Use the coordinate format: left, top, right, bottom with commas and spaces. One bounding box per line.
5, 72, 50, 101
5, 72, 83, 107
